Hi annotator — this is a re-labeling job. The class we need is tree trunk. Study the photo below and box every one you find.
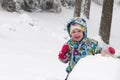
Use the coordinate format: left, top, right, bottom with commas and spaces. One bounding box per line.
74, 0, 82, 17
92, 0, 103, 6
83, 0, 91, 19
99, 0, 114, 44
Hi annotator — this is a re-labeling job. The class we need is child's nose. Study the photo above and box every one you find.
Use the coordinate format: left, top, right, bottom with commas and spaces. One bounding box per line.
75, 32, 79, 35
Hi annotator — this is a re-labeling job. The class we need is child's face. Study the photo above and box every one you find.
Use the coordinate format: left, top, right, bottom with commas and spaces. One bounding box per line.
71, 29, 84, 42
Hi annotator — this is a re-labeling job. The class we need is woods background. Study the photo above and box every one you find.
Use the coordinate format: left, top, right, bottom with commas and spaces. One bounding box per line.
0, 0, 120, 44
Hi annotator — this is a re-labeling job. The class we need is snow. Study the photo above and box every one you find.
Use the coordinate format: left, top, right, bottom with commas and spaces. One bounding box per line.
0, 2, 120, 80
68, 55, 120, 80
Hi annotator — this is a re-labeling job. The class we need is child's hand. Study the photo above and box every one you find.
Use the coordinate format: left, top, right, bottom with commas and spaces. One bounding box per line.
108, 47, 115, 55
58, 44, 69, 60
61, 44, 69, 54
58, 52, 67, 60
101, 46, 115, 57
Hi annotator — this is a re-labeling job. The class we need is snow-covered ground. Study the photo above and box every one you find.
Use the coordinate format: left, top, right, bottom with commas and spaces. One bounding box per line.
0, 2, 120, 80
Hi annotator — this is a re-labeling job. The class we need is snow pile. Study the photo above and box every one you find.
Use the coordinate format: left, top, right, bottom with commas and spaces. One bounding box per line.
68, 55, 120, 80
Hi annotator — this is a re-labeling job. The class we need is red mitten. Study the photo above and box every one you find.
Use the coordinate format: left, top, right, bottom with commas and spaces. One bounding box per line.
58, 44, 69, 60
108, 47, 115, 55
58, 53, 67, 60
61, 44, 69, 54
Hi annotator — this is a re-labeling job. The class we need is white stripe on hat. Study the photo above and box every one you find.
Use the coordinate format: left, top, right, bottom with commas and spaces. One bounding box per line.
70, 24, 83, 34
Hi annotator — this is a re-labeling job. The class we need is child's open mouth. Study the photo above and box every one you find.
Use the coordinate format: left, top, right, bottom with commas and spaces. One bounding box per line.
75, 36, 80, 39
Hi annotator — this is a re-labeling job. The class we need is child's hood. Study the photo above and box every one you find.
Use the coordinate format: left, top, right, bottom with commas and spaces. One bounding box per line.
67, 17, 87, 38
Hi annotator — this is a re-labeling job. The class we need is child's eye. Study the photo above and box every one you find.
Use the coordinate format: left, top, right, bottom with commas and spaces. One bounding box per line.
78, 30, 82, 32
72, 31, 76, 33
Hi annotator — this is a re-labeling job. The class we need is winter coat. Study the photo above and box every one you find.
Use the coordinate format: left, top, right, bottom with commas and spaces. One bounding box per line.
62, 38, 102, 73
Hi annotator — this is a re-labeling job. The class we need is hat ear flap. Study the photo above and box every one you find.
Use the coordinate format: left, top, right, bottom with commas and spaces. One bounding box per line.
67, 21, 74, 34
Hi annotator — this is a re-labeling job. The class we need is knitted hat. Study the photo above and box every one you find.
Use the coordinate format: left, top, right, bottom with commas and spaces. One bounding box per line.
70, 24, 85, 34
